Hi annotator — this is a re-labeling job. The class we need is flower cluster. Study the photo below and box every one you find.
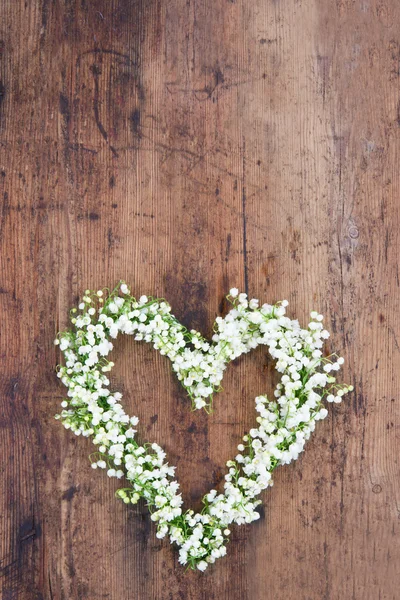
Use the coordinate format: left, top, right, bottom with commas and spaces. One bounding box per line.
55, 282, 352, 571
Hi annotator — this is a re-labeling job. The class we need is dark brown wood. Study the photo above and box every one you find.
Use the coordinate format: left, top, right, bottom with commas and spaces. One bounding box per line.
1, 1, 399, 598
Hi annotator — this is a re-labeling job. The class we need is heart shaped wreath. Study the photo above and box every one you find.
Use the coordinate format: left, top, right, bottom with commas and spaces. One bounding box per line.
55, 282, 352, 571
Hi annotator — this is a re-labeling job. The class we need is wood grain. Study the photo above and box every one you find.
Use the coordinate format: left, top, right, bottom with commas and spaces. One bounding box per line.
1, 1, 399, 598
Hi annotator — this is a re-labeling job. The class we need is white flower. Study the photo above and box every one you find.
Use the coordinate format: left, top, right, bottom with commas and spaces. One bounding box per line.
59, 338, 70, 351
249, 298, 259, 309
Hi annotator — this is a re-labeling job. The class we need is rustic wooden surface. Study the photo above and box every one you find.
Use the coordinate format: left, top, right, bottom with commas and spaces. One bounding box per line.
1, 1, 399, 598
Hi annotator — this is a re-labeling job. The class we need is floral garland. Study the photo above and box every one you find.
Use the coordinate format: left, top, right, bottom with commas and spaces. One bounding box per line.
55, 282, 353, 571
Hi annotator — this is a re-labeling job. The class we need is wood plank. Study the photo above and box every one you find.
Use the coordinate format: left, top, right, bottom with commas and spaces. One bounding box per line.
0, 0, 399, 598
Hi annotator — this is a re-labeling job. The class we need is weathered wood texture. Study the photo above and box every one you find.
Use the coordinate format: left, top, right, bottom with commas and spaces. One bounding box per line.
1, 1, 399, 598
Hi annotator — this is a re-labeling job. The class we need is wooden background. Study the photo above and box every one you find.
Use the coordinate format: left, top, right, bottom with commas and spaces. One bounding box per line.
0, 1, 399, 598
